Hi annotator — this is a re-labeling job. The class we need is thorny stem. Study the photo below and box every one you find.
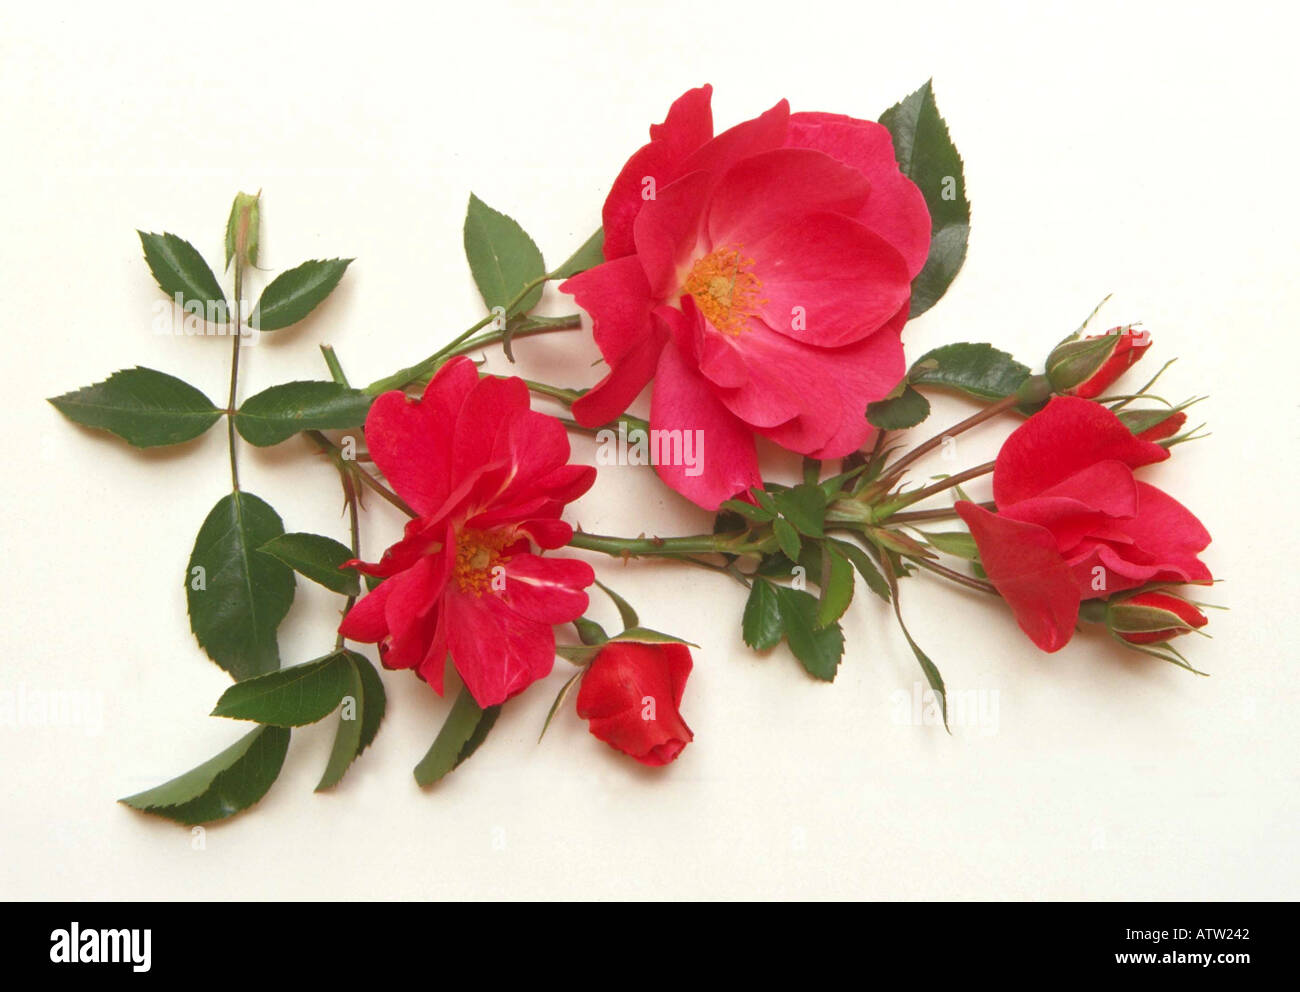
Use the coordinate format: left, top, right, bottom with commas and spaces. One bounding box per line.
905, 555, 998, 595
877, 460, 996, 516
662, 553, 753, 588
365, 275, 563, 394
335, 469, 361, 649
306, 430, 416, 517
226, 258, 244, 490
568, 530, 775, 559
879, 393, 1019, 483
887, 501, 995, 524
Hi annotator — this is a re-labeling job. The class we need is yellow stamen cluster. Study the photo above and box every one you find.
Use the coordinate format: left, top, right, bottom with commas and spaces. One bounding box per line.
453, 528, 512, 595
682, 245, 765, 336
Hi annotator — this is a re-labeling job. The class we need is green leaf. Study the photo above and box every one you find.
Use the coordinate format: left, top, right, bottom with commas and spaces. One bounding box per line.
918, 529, 979, 560
816, 544, 855, 628
742, 578, 784, 651
464, 193, 546, 316
187, 491, 295, 680
879, 555, 948, 730
773, 483, 827, 537
612, 626, 695, 646
259, 532, 359, 595
775, 587, 844, 681
751, 487, 779, 517
908, 342, 1031, 401
413, 688, 500, 787
224, 191, 261, 271
830, 538, 891, 604
48, 367, 222, 447
234, 380, 371, 446
458, 704, 501, 766
138, 231, 228, 319
251, 259, 353, 331
211, 650, 354, 726
549, 227, 604, 279
594, 579, 638, 630
316, 652, 386, 791
719, 497, 774, 523
773, 518, 802, 562
539, 667, 585, 742
879, 80, 970, 317
573, 616, 609, 646
867, 385, 931, 430
119, 724, 289, 825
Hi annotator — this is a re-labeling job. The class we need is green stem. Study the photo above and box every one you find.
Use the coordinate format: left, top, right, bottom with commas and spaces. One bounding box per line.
335, 469, 361, 649
365, 276, 559, 394
887, 501, 994, 524
877, 460, 995, 517
880, 393, 1019, 483
568, 530, 773, 559
517, 378, 584, 405
320, 344, 350, 387
306, 430, 416, 517
226, 260, 244, 490
906, 554, 999, 595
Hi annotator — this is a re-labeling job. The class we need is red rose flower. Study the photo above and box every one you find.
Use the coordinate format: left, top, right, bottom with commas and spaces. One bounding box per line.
338, 357, 597, 707
576, 640, 694, 766
955, 397, 1211, 652
562, 85, 931, 509
1107, 591, 1209, 645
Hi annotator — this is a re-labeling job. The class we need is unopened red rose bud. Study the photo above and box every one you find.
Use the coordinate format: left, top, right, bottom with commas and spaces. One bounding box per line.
576, 640, 693, 766
1107, 591, 1208, 645
1046, 325, 1151, 398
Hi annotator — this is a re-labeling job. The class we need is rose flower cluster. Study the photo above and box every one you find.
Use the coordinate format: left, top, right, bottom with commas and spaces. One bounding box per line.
337, 87, 1213, 771
52, 80, 1218, 824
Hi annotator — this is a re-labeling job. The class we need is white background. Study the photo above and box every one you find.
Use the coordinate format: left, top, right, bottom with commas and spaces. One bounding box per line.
3, 0, 1297, 900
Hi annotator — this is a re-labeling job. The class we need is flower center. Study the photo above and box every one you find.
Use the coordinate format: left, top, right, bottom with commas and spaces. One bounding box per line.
453, 528, 512, 595
682, 245, 764, 336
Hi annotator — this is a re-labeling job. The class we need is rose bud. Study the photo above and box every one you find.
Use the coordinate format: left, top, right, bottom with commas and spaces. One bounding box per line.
1105, 591, 1209, 645
1117, 408, 1188, 443
576, 640, 693, 766
1046, 325, 1151, 399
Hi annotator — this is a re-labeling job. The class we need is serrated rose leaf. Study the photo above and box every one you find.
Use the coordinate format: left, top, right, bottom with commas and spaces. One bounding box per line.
775, 586, 844, 681
414, 688, 500, 787
187, 491, 295, 680
251, 259, 352, 331
118, 724, 289, 825
830, 539, 892, 604
464, 193, 546, 315
879, 80, 970, 317
773, 518, 802, 561
867, 385, 931, 430
816, 545, 855, 628
48, 367, 222, 447
742, 578, 783, 651
317, 652, 387, 791
259, 532, 359, 595
211, 650, 353, 726
234, 380, 371, 446
773, 483, 827, 537
908, 342, 1031, 401
138, 231, 228, 318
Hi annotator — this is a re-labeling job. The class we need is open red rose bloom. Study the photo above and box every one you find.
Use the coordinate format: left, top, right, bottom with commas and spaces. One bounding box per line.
956, 397, 1212, 652
339, 357, 596, 707
563, 85, 931, 509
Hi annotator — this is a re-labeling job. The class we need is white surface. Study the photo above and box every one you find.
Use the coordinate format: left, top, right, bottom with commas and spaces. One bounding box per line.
2, 0, 1297, 900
